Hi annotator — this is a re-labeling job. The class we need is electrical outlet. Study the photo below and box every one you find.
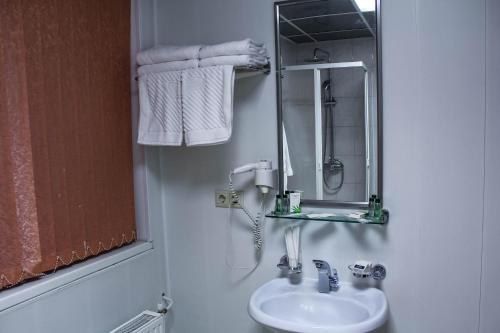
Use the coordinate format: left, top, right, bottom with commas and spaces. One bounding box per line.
215, 190, 243, 209
215, 191, 230, 208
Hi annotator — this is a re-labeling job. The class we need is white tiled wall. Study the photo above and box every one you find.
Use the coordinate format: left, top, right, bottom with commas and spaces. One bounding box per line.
149, 1, 499, 333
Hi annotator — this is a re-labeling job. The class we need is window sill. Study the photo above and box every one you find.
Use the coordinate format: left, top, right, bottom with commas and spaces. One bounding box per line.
0, 241, 153, 313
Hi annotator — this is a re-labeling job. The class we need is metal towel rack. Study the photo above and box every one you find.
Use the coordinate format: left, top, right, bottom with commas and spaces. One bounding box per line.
134, 62, 271, 81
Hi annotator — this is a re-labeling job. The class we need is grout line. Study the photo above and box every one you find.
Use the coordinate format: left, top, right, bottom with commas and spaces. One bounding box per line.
159, 153, 173, 297
280, 14, 317, 43
477, 1, 488, 332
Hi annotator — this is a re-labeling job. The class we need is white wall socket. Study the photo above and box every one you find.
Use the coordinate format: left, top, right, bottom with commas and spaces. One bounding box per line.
215, 190, 243, 209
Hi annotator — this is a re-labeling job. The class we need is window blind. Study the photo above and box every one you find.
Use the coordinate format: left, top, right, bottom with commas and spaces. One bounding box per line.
0, 0, 136, 290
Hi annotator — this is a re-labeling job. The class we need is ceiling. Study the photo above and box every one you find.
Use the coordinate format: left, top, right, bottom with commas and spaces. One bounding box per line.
279, 0, 376, 43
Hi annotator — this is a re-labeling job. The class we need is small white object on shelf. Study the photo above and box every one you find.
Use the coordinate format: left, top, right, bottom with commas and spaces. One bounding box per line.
306, 213, 337, 218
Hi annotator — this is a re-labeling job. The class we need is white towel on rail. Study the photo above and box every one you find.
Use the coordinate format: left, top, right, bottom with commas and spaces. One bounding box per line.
199, 39, 266, 58
199, 55, 268, 68
181, 65, 235, 146
138, 59, 199, 75
137, 71, 183, 145
136, 45, 202, 65
282, 125, 294, 191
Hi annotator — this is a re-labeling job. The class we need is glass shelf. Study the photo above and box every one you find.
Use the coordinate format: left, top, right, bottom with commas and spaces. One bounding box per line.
265, 209, 388, 225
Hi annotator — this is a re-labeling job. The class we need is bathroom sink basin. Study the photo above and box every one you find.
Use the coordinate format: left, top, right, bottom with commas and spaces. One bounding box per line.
248, 278, 388, 333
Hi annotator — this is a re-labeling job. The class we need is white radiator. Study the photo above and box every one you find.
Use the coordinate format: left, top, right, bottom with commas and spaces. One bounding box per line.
110, 311, 164, 333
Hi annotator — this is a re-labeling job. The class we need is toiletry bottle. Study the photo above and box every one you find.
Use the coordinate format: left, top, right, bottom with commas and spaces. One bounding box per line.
374, 198, 382, 219
289, 191, 302, 213
285, 190, 291, 213
283, 193, 290, 215
274, 195, 283, 215
368, 196, 375, 217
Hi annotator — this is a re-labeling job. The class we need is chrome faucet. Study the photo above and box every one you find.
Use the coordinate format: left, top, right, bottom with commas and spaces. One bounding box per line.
313, 260, 339, 293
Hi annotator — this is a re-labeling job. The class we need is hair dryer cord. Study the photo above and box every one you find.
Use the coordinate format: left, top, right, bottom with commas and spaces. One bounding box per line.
228, 173, 266, 251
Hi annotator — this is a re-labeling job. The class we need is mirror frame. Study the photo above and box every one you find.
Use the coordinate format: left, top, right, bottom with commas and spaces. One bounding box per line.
274, 0, 383, 208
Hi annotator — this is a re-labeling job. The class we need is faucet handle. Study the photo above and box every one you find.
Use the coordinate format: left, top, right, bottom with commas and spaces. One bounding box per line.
313, 260, 331, 274
329, 268, 339, 290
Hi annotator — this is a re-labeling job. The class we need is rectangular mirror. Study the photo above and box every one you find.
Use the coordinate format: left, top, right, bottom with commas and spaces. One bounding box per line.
274, 0, 382, 208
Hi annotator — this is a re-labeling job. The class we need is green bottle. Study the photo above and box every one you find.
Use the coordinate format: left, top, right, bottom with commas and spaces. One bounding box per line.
274, 194, 283, 215
374, 198, 382, 219
283, 194, 290, 214
368, 195, 377, 217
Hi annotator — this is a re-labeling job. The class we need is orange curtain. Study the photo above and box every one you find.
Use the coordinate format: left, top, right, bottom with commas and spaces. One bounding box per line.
0, 0, 136, 290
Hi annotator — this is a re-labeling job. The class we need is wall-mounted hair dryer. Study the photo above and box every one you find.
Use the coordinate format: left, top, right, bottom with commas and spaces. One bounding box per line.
231, 160, 273, 194
228, 160, 273, 253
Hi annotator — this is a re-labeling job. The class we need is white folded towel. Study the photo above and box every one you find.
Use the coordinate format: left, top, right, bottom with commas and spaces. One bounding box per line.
137, 71, 183, 145
137, 59, 199, 75
199, 55, 268, 68
137, 45, 202, 65
200, 39, 266, 58
181, 65, 235, 146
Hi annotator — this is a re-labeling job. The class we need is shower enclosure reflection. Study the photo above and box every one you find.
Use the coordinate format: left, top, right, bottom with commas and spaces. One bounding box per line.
305, 48, 346, 195
276, 0, 381, 206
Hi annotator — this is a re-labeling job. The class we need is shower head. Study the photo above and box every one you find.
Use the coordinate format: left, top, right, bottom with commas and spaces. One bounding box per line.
304, 56, 325, 63
304, 47, 331, 63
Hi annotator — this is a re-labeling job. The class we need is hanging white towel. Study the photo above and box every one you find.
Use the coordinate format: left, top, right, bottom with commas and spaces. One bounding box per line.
199, 55, 268, 68
199, 39, 266, 58
138, 59, 199, 75
137, 71, 183, 146
282, 125, 294, 191
285, 225, 300, 269
136, 45, 202, 65
181, 65, 235, 146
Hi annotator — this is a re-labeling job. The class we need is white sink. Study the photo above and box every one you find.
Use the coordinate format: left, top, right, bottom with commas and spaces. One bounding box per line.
248, 278, 388, 333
